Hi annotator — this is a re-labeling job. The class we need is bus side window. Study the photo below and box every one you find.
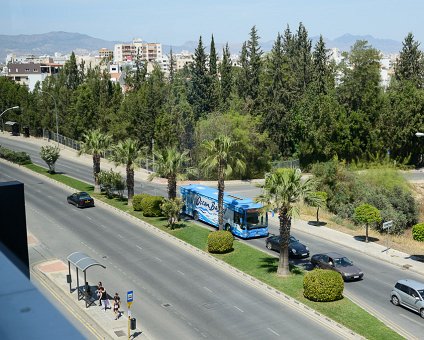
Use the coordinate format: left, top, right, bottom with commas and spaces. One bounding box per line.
234, 212, 241, 225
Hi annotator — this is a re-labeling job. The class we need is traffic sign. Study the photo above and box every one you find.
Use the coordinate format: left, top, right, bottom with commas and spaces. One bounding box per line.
382, 221, 393, 230
127, 290, 134, 303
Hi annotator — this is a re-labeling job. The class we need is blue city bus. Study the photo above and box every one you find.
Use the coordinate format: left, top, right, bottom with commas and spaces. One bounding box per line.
180, 184, 269, 239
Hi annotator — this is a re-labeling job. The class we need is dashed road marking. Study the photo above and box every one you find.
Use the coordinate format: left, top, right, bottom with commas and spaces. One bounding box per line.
203, 286, 213, 293
267, 328, 280, 336
177, 270, 185, 276
233, 305, 244, 312
136, 245, 143, 250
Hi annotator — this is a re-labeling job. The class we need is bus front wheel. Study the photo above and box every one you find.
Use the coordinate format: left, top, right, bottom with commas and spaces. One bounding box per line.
224, 224, 231, 231
193, 211, 199, 221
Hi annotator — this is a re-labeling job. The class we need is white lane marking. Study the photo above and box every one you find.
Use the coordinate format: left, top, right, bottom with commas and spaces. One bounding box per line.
86, 216, 92, 221
267, 328, 280, 336
154, 257, 162, 262
117, 234, 124, 239
177, 270, 185, 276
136, 245, 143, 250
233, 306, 244, 312
400, 313, 423, 326
99, 224, 107, 229
203, 286, 213, 293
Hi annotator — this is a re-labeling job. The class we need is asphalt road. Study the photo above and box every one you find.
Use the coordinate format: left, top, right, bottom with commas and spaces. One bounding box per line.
2, 135, 424, 337
1, 162, 342, 339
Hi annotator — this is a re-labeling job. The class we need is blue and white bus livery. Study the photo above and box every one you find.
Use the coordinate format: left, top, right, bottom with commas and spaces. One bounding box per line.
180, 184, 269, 239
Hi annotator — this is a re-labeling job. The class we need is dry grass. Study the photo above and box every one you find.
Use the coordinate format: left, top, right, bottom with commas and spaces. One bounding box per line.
299, 195, 424, 256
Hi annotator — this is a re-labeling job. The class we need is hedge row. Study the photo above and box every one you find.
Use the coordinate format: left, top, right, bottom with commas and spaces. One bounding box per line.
0, 146, 32, 165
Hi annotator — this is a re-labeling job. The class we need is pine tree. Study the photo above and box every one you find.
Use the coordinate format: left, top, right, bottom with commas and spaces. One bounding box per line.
64, 52, 80, 90
394, 33, 424, 88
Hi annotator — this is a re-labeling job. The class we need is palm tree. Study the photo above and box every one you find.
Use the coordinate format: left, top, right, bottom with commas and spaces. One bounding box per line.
111, 138, 145, 206
200, 135, 245, 230
256, 168, 316, 277
149, 146, 191, 199
78, 129, 111, 193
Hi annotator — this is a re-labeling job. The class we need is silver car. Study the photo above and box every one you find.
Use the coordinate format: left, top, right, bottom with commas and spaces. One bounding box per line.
391, 279, 424, 318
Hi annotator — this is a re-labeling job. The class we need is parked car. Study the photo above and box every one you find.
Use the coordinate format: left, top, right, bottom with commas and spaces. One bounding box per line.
265, 235, 310, 258
310, 252, 363, 281
391, 279, 424, 318
67, 192, 94, 208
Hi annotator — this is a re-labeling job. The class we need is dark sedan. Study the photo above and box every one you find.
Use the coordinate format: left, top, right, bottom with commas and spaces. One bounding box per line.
311, 252, 364, 281
67, 192, 95, 208
265, 235, 310, 258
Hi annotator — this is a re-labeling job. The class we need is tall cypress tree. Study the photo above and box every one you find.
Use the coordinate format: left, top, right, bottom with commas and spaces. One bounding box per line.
312, 35, 333, 95
294, 22, 313, 92
169, 48, 175, 83
209, 34, 219, 111
246, 25, 263, 108
188, 36, 211, 120
209, 35, 218, 76
220, 43, 233, 107
237, 42, 249, 99
394, 33, 424, 88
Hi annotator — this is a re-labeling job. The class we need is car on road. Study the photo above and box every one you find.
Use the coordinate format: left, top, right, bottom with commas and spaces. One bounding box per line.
391, 279, 424, 318
67, 192, 94, 208
265, 235, 310, 258
311, 252, 363, 281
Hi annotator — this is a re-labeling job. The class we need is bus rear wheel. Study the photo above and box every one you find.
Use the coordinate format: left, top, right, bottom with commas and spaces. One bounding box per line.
224, 224, 231, 231
193, 211, 199, 221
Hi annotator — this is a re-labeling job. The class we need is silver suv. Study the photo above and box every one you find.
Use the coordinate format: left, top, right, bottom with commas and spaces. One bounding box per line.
391, 279, 424, 318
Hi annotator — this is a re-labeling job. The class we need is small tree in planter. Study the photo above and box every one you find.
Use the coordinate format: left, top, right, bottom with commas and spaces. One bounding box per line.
161, 198, 184, 229
353, 203, 382, 243
40, 145, 60, 174
305, 191, 328, 224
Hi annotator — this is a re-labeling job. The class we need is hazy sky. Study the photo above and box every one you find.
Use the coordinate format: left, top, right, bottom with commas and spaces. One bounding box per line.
2, 0, 424, 45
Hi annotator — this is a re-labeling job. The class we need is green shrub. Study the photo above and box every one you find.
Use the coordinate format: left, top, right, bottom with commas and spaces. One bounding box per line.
303, 269, 344, 302
0, 146, 32, 165
141, 195, 164, 217
132, 193, 150, 211
207, 231, 233, 253
412, 223, 424, 242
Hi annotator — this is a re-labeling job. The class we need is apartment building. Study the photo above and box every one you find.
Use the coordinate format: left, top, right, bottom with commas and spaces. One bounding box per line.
174, 50, 194, 70
7, 62, 62, 91
114, 39, 162, 63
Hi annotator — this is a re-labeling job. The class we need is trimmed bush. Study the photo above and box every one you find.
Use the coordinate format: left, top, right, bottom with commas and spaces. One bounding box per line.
207, 230, 233, 253
412, 223, 424, 242
132, 193, 150, 211
0, 146, 32, 165
303, 269, 344, 302
141, 195, 164, 217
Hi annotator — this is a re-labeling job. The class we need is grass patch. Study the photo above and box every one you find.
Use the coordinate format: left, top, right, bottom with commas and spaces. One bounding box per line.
22, 163, 402, 340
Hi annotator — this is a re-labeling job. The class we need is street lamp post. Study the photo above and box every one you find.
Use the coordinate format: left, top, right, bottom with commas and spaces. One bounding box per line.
417, 132, 424, 166
0, 106, 20, 133
40, 90, 59, 147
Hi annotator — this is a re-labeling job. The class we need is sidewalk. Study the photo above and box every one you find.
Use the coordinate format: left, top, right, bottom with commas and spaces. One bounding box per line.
291, 218, 424, 276
30, 244, 148, 339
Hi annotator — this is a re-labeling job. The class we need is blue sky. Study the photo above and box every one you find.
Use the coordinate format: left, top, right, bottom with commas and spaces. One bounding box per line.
2, 0, 424, 45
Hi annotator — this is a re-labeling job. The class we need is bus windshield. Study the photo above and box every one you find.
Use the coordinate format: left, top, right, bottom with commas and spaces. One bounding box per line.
245, 212, 266, 230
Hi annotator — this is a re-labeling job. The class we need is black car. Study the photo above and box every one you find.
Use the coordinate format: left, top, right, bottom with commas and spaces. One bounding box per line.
310, 252, 364, 281
67, 192, 95, 208
265, 235, 310, 258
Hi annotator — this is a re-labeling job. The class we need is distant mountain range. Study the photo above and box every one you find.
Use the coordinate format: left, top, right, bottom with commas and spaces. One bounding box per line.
0, 31, 404, 62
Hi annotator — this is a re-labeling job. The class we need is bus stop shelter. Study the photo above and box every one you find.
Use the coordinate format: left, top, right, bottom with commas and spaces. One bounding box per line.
67, 252, 106, 308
